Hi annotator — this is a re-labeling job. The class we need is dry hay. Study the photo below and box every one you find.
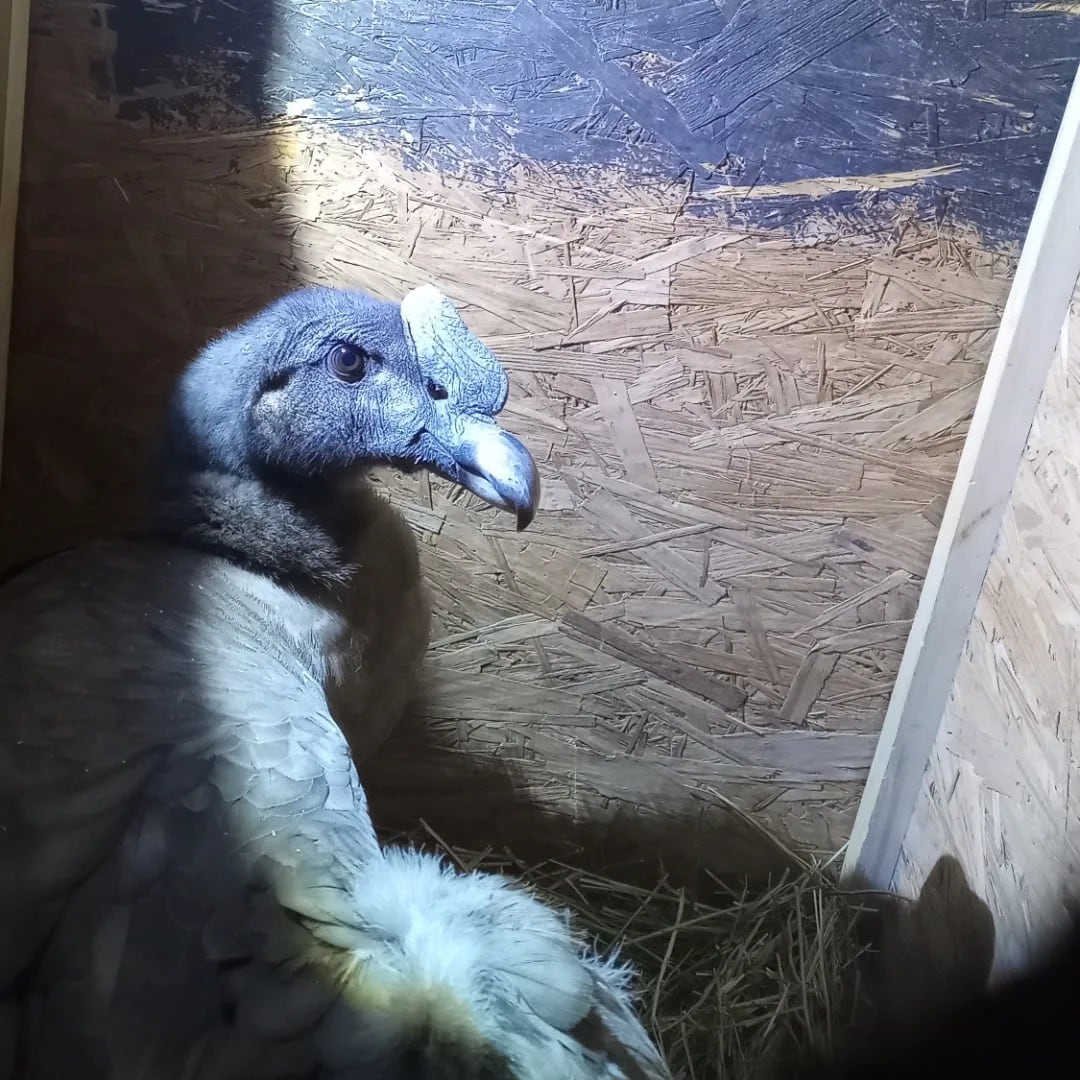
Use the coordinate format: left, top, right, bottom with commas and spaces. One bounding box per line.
386, 820, 873, 1080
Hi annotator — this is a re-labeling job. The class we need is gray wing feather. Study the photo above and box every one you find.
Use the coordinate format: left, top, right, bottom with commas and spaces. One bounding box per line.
0, 542, 389, 1079
0, 540, 667, 1079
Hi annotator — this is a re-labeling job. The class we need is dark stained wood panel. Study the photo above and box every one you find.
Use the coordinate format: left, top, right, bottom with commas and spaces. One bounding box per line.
91, 0, 1080, 245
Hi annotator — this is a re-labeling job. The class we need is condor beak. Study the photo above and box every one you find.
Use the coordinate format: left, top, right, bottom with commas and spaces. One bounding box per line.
446, 417, 540, 532
401, 283, 541, 531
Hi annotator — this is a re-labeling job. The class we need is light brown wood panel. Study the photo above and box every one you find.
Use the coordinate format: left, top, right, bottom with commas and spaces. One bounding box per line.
3, 2, 1019, 875
845, 62, 1080, 893
893, 278, 1080, 979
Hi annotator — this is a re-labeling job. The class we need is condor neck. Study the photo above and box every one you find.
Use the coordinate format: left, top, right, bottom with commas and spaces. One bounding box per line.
150, 465, 373, 591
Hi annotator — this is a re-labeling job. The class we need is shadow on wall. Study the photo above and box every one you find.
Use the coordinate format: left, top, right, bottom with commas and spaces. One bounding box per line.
800, 857, 1080, 1077
2, 0, 286, 567
365, 686, 801, 889
802, 853, 998, 1075
866, 854, 997, 1028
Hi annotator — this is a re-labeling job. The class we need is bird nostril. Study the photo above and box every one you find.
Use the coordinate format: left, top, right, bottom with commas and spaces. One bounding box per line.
426, 379, 448, 401
408, 430, 424, 447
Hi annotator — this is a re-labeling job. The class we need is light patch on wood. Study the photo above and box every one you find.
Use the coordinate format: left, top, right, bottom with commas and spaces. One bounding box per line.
702, 164, 963, 201
1015, 3, 1080, 12
591, 376, 660, 493
781, 652, 840, 725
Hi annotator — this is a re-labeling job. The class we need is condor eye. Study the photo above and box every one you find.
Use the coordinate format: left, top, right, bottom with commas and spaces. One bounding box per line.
326, 343, 367, 383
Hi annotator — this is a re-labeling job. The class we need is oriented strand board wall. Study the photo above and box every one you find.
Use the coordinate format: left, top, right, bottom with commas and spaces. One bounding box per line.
894, 274, 1080, 975
2, 1, 1034, 876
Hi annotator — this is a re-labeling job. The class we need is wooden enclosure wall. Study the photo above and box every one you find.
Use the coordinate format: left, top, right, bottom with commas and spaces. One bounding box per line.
840, 62, 1080, 982
892, 276, 1080, 978
4, 1, 1076, 878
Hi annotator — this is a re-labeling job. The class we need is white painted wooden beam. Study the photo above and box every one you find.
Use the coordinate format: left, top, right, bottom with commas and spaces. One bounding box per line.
842, 61, 1080, 890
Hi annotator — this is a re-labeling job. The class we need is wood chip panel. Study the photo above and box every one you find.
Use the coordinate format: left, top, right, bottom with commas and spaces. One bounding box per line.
1, 5, 1017, 873
895, 277, 1080, 975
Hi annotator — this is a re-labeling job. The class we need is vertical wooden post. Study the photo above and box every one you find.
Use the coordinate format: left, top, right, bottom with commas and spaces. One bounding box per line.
842, 61, 1080, 890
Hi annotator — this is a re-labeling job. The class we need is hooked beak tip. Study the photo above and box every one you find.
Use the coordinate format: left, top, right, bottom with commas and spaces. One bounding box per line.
447, 422, 540, 530
510, 454, 541, 531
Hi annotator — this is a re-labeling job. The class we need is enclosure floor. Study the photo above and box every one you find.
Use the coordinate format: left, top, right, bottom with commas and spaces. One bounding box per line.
2, 2, 1019, 874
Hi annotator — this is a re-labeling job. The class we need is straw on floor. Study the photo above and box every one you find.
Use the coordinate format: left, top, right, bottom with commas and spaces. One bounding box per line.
386, 822, 874, 1080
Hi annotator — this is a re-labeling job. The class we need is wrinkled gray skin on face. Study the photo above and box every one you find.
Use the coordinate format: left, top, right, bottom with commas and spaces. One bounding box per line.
163, 285, 539, 533
400, 284, 509, 421
400, 285, 539, 525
